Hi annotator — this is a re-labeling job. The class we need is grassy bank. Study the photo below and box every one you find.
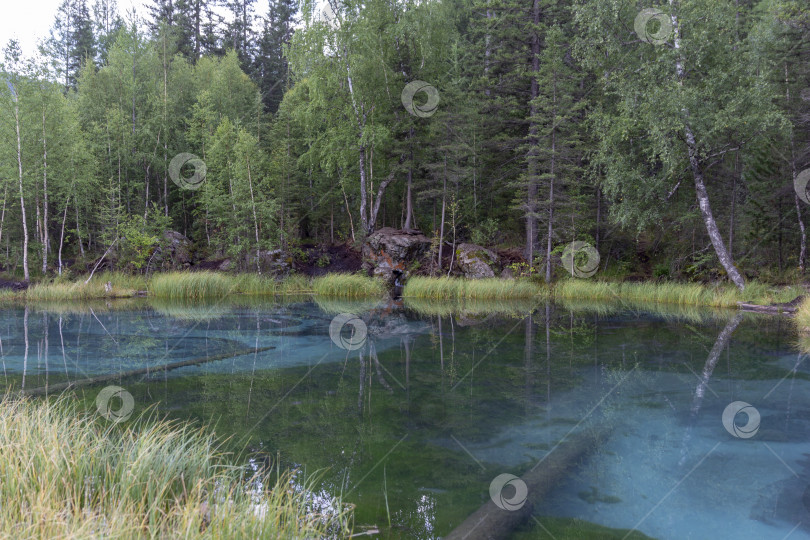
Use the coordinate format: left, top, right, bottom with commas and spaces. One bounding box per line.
554, 280, 804, 308
11, 272, 382, 301
796, 298, 810, 332
5, 271, 806, 310
0, 395, 352, 538
403, 276, 541, 300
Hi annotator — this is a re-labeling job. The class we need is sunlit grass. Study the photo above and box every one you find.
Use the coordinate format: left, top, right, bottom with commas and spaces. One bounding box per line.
149, 271, 234, 299
796, 297, 810, 333
26, 280, 137, 301
553, 280, 803, 308
0, 395, 353, 538
232, 273, 278, 295
403, 276, 543, 300
312, 274, 386, 298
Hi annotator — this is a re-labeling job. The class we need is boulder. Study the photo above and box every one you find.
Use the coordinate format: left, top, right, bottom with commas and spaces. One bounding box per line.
248, 249, 291, 276
500, 267, 515, 280
162, 230, 192, 268
362, 228, 431, 283
456, 243, 498, 279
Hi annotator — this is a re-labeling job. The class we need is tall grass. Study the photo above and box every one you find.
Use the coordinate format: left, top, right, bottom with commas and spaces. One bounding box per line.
553, 280, 803, 308
796, 297, 810, 333
0, 395, 352, 538
149, 271, 234, 299
26, 280, 137, 301
403, 276, 543, 300
312, 274, 386, 298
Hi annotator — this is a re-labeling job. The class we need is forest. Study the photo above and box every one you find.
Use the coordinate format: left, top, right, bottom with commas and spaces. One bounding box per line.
1, 0, 809, 291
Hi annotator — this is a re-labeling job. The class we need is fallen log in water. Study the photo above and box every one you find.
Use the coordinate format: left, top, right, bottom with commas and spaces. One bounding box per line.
445, 426, 610, 540
20, 346, 274, 397
736, 302, 796, 314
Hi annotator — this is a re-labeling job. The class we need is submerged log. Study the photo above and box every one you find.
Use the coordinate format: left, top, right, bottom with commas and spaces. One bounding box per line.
737, 295, 803, 314
736, 302, 797, 314
446, 426, 610, 540
20, 346, 274, 397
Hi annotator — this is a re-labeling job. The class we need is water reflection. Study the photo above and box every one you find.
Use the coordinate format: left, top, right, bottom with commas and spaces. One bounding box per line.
0, 298, 806, 539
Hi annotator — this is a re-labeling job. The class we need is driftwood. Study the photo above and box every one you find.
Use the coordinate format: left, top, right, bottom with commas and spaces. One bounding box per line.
20, 346, 274, 397
445, 426, 610, 540
737, 303, 797, 314
737, 295, 804, 314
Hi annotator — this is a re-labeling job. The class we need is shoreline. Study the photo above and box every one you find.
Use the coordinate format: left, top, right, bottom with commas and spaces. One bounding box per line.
1, 271, 807, 322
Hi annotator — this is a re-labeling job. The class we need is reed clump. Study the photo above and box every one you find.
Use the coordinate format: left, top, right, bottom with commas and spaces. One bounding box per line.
312, 273, 386, 298
553, 279, 802, 308
26, 280, 137, 301
149, 271, 234, 299
0, 395, 352, 538
403, 276, 543, 300
795, 297, 810, 333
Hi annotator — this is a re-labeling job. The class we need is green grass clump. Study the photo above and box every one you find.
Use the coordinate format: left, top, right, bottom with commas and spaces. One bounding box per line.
149, 271, 234, 299
553, 279, 802, 308
26, 280, 136, 301
403, 276, 542, 300
796, 297, 810, 333
233, 273, 278, 295
0, 395, 353, 538
312, 274, 386, 298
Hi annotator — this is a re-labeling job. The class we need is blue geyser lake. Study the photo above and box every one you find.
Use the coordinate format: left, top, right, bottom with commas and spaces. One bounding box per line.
1, 298, 809, 539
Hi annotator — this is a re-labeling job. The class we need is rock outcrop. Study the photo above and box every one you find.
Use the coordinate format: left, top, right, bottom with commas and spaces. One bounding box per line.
248, 249, 291, 276
362, 228, 431, 283
160, 231, 192, 269
456, 243, 499, 279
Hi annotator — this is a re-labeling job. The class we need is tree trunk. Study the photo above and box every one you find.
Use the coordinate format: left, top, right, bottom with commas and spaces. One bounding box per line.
526, 0, 541, 263
341, 46, 371, 235
58, 195, 69, 275
786, 64, 806, 272
404, 132, 415, 230
545, 64, 558, 284
13, 85, 29, 281
670, 0, 745, 291
246, 157, 261, 274
438, 157, 447, 272
0, 185, 7, 249
41, 104, 49, 274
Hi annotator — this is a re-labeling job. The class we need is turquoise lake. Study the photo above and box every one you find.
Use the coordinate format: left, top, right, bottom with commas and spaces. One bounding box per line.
1, 298, 809, 539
